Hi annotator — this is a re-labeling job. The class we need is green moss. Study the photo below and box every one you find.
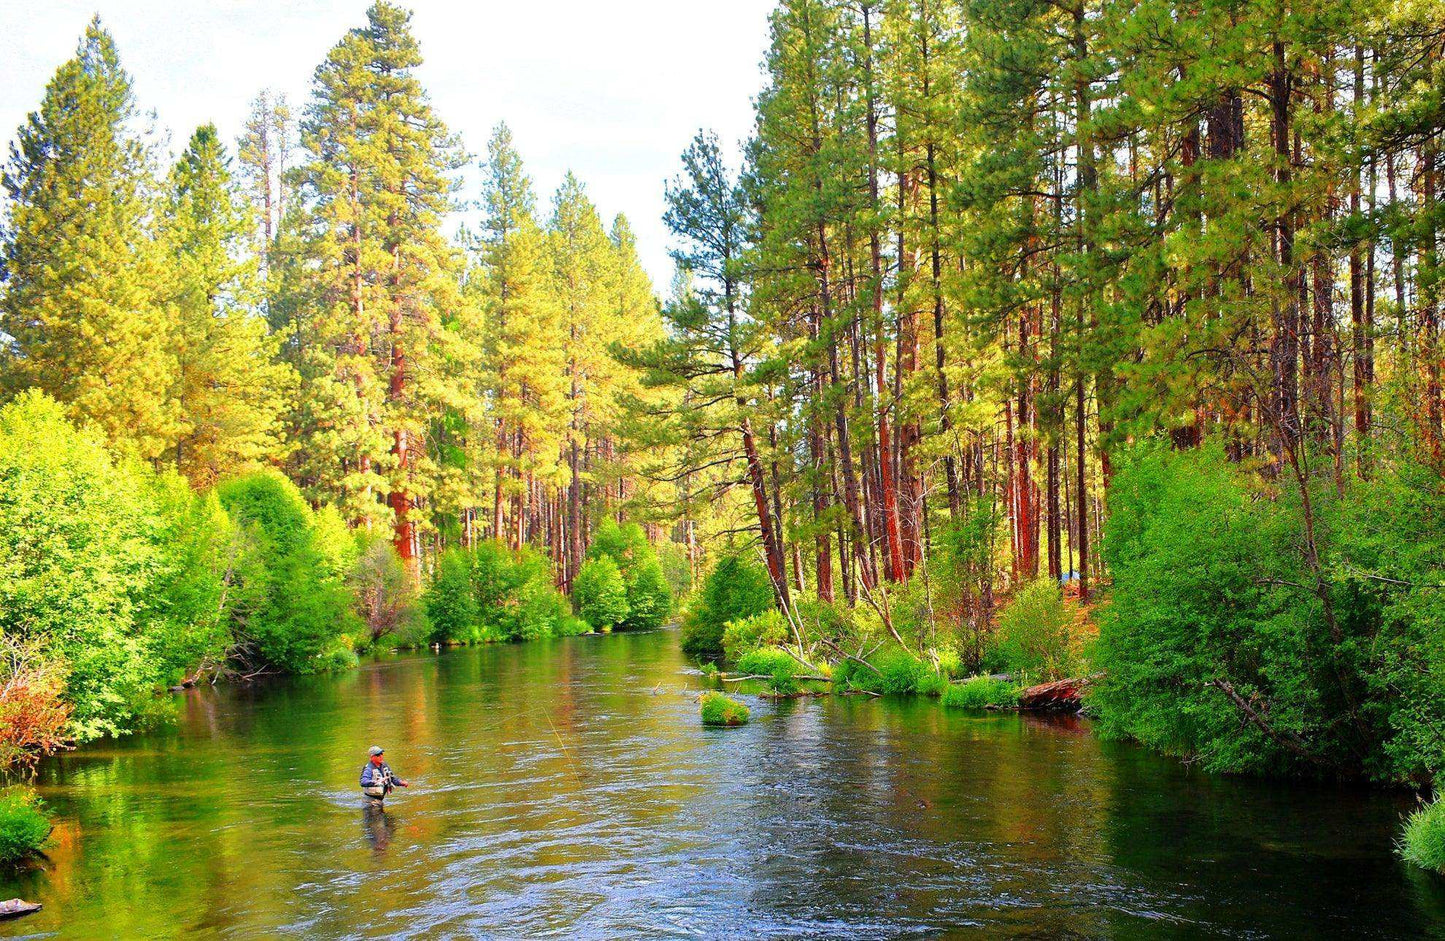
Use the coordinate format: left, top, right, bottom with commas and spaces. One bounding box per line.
700, 691, 750, 726
1401, 797, 1445, 873
942, 676, 1021, 710
0, 788, 52, 863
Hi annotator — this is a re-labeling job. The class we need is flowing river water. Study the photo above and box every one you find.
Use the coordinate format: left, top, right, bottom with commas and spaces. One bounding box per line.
2, 628, 1444, 938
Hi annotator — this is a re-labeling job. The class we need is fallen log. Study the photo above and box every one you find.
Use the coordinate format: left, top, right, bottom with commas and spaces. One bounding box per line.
0, 899, 41, 920
1017, 674, 1101, 713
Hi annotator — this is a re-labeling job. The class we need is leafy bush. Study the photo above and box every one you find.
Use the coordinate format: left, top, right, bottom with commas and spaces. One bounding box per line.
625, 561, 673, 631
988, 578, 1077, 680
1092, 445, 1318, 775
585, 520, 672, 630
1093, 441, 1445, 782
423, 541, 574, 644
680, 553, 775, 663
0, 392, 227, 740
832, 646, 933, 696
319, 641, 360, 672
349, 538, 427, 646
875, 647, 931, 695
916, 670, 949, 697
219, 471, 359, 673
1401, 797, 1445, 874
0, 635, 71, 769
699, 691, 750, 726
734, 646, 801, 695
942, 677, 1021, 710
425, 549, 479, 643
574, 556, 630, 630
496, 546, 573, 641
0, 788, 51, 863
722, 610, 789, 662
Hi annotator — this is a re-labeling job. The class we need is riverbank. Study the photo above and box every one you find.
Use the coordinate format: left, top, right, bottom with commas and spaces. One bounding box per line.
4, 627, 1441, 938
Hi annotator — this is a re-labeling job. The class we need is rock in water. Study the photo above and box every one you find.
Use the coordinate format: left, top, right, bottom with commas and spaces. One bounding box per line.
0, 899, 41, 919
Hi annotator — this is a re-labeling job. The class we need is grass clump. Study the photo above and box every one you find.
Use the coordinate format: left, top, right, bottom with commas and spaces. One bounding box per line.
722, 610, 789, 662
734, 647, 801, 695
0, 788, 52, 863
700, 691, 750, 727
830, 646, 946, 697
1401, 797, 1445, 874
942, 676, 1021, 710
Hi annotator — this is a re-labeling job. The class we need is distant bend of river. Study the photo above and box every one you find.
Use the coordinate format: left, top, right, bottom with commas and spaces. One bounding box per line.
3, 628, 1443, 938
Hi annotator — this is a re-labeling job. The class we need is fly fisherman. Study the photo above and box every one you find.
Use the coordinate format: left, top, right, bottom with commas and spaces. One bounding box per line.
360, 746, 409, 803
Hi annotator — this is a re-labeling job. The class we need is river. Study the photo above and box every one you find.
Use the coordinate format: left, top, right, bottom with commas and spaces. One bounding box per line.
2, 628, 1443, 938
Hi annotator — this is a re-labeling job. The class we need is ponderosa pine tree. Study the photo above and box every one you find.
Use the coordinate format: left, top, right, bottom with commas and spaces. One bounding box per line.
647, 130, 791, 608
162, 124, 291, 487
0, 18, 178, 459
290, 1, 468, 572
471, 122, 566, 550
547, 174, 622, 587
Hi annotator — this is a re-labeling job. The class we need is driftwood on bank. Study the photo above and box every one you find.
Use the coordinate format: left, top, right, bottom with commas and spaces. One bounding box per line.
1017, 674, 1102, 713
718, 672, 831, 684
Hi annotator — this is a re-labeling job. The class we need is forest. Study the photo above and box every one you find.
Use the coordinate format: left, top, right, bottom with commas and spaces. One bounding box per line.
1, 0, 1444, 873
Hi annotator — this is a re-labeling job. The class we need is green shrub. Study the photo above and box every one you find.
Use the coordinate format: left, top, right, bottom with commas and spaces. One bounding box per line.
1401, 797, 1445, 874
0, 392, 230, 739
424, 541, 573, 643
349, 537, 427, 646
425, 548, 479, 643
219, 471, 359, 673
722, 610, 789, 662
1093, 441, 1445, 781
0, 788, 51, 863
319, 642, 360, 672
875, 646, 931, 695
988, 578, 1077, 681
832, 646, 932, 696
585, 520, 673, 630
943, 676, 1021, 710
700, 691, 750, 726
916, 670, 950, 697
625, 560, 673, 631
734, 646, 801, 695
574, 556, 630, 630
680, 553, 775, 663
501, 546, 571, 641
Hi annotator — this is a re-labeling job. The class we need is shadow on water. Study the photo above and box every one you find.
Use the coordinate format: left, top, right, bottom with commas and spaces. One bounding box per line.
2, 627, 1444, 938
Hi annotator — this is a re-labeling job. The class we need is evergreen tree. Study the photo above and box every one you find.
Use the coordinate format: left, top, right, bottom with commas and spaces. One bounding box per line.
0, 18, 177, 458
472, 123, 566, 549
162, 124, 290, 487
290, 1, 468, 570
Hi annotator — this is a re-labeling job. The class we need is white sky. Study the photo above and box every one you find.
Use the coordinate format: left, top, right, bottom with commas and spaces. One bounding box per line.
0, 0, 775, 287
